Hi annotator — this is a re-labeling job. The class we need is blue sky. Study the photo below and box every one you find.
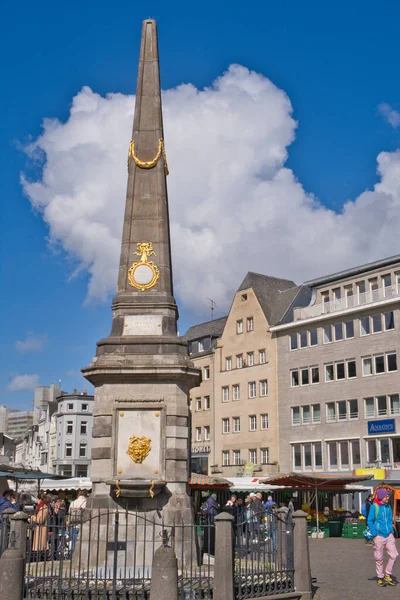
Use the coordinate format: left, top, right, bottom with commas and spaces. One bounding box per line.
2, 0, 400, 410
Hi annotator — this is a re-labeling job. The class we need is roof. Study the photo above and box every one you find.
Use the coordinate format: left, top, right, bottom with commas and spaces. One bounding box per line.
238, 272, 297, 325
277, 284, 313, 325
189, 474, 232, 488
181, 316, 227, 342
260, 472, 373, 489
305, 253, 400, 288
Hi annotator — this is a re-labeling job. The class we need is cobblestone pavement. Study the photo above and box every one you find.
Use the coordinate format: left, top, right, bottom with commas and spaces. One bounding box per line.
310, 538, 400, 600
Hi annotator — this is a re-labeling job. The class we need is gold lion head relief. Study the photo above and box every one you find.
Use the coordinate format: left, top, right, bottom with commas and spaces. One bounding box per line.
126, 435, 151, 464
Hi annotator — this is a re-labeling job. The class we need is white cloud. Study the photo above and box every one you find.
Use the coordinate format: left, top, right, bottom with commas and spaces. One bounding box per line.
8, 374, 40, 391
15, 333, 48, 353
378, 103, 400, 128
21, 65, 400, 313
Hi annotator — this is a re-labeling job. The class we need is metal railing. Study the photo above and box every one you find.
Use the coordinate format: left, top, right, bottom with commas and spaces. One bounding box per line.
22, 507, 214, 600
234, 510, 294, 598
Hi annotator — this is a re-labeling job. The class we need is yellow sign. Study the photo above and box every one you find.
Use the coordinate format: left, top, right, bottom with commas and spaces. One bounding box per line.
354, 468, 387, 480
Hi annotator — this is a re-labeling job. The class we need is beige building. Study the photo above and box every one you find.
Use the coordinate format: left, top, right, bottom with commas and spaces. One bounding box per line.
271, 255, 400, 476
184, 272, 298, 477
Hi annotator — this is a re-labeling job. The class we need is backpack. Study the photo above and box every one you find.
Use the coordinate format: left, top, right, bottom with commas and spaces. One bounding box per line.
200, 501, 209, 517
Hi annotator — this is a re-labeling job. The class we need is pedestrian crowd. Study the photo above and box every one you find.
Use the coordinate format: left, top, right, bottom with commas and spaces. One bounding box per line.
0, 488, 88, 561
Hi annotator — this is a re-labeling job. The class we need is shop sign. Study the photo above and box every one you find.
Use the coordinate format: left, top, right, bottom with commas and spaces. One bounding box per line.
192, 446, 211, 454
353, 468, 387, 480
368, 419, 395, 435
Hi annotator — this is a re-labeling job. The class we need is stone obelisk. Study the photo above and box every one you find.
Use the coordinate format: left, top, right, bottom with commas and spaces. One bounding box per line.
82, 20, 200, 524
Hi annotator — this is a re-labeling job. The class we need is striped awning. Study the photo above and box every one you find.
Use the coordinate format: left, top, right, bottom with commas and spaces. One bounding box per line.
189, 474, 232, 488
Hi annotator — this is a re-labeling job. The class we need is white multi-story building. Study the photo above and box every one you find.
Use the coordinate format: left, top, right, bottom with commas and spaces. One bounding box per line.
53, 391, 94, 477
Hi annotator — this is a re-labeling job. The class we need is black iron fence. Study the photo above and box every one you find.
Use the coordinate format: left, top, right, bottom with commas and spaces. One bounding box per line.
23, 507, 214, 600
0, 507, 297, 599
234, 510, 294, 598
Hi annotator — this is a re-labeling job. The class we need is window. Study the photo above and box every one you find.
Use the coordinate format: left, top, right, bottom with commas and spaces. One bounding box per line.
233, 450, 241, 466
249, 449, 257, 464
292, 407, 301, 425
390, 394, 400, 415
260, 380, 268, 396
315, 442, 323, 468
204, 366, 210, 380
67, 404, 74, 411
336, 362, 345, 380
347, 359, 356, 379
66, 421, 73, 435
360, 316, 370, 336
325, 364, 334, 382
351, 441, 361, 466
222, 387, 229, 402
226, 357, 232, 371
321, 290, 330, 305
310, 329, 318, 346
365, 397, 375, 418
80, 421, 88, 435
291, 370, 299, 387
312, 404, 321, 423
345, 321, 354, 339
337, 401, 347, 421
323, 325, 332, 344
367, 439, 378, 463
387, 353, 397, 372
222, 419, 230, 434
195, 427, 202, 441
345, 284, 354, 306
65, 442, 72, 458
381, 439, 390, 463
233, 384, 240, 401
301, 367, 309, 386
327, 402, 336, 422
304, 444, 312, 469
222, 451, 230, 466
82, 403, 88, 411
339, 441, 349, 468
204, 396, 210, 410
333, 287, 341, 304
261, 414, 269, 430
241, 293, 247, 301
204, 426, 210, 441
196, 398, 202, 411
377, 396, 387, 416
382, 274, 392, 294
385, 312, 395, 331
311, 366, 319, 384
362, 357, 373, 376
259, 350, 266, 364
372, 314, 382, 334
290, 334, 298, 350
328, 442, 338, 467
294, 445, 302, 469
236, 354, 243, 369
247, 352, 254, 366
247, 317, 254, 332
233, 417, 241, 433
369, 277, 378, 290
261, 448, 269, 464
375, 355, 385, 374
356, 280, 366, 297
300, 331, 308, 348
302, 405, 311, 424
236, 320, 243, 334
348, 399, 358, 419
249, 381, 257, 398
334, 323, 343, 341
249, 415, 257, 431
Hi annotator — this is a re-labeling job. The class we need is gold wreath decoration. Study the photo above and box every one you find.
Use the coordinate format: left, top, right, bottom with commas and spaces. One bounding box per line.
128, 138, 169, 176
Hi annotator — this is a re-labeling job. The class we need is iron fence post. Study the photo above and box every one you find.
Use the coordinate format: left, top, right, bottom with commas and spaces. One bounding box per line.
112, 510, 119, 599
292, 510, 312, 600
214, 512, 234, 600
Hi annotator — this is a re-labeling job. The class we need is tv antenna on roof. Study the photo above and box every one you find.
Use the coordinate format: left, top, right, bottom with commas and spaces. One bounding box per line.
208, 298, 217, 321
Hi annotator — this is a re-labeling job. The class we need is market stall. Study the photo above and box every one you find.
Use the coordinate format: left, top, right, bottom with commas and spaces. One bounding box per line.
261, 472, 373, 537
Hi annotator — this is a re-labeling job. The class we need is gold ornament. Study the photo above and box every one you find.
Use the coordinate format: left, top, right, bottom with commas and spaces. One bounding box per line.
128, 138, 169, 176
126, 435, 152, 464
149, 480, 155, 498
127, 242, 160, 291
115, 480, 121, 498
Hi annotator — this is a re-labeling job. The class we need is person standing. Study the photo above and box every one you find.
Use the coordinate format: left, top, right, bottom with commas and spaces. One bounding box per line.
367, 489, 398, 587
69, 489, 88, 551
362, 493, 374, 546
31, 496, 51, 560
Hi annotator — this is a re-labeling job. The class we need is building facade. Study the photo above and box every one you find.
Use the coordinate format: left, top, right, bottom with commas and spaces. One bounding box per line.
272, 255, 400, 476
7, 410, 34, 439
33, 383, 62, 425
185, 272, 299, 477
53, 392, 94, 477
